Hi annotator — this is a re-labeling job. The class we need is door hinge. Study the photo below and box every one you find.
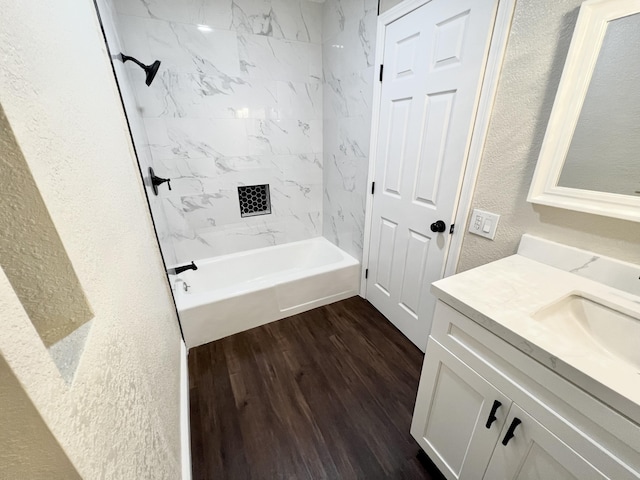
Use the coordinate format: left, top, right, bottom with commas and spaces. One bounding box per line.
449, 223, 455, 234
371, 182, 375, 195
365, 268, 369, 279
379, 64, 384, 82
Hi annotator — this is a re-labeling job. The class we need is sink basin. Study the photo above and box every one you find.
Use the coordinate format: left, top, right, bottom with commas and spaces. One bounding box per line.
532, 293, 640, 370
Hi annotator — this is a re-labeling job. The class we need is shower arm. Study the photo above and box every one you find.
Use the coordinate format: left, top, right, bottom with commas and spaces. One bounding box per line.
120, 53, 146, 69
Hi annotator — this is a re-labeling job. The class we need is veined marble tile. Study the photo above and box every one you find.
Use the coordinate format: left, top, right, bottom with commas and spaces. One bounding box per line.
323, 16, 375, 76
322, 0, 373, 42
108, 0, 331, 260
273, 153, 323, 185
153, 156, 283, 198
232, 0, 273, 36
179, 191, 241, 229
246, 118, 322, 154
238, 34, 321, 83
231, 0, 322, 43
187, 216, 289, 258
118, 16, 241, 78
284, 211, 322, 241
144, 117, 256, 159
322, 0, 346, 41
323, 116, 369, 158
324, 154, 361, 192
322, 0, 376, 263
271, 181, 322, 215
276, 81, 322, 119
114, 0, 234, 30
294, 1, 323, 44
134, 70, 278, 119
322, 185, 363, 259
272, 0, 322, 44
323, 68, 374, 120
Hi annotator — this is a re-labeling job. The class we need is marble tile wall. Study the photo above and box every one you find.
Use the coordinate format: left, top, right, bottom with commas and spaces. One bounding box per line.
96, 0, 177, 265
112, 0, 324, 262
322, 0, 377, 262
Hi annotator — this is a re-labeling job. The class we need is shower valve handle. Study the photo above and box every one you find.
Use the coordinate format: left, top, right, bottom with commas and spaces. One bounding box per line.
149, 167, 171, 195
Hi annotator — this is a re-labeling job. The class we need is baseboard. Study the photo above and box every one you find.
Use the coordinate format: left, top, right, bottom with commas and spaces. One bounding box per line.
180, 340, 192, 480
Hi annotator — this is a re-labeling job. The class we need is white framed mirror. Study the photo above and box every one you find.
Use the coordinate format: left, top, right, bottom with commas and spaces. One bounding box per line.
528, 0, 640, 222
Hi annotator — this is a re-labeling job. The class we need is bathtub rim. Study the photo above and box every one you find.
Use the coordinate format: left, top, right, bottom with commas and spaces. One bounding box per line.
173, 237, 359, 312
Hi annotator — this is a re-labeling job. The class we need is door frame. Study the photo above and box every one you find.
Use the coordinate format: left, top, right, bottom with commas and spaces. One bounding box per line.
360, 0, 517, 296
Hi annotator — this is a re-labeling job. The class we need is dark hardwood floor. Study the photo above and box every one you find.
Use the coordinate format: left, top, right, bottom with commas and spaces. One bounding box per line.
189, 296, 445, 480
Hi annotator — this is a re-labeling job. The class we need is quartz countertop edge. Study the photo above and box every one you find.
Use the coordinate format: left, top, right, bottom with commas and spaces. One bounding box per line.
431, 254, 640, 426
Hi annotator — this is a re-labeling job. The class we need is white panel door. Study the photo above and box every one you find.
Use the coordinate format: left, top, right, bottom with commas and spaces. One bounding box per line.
366, 0, 499, 350
483, 404, 608, 480
411, 340, 511, 480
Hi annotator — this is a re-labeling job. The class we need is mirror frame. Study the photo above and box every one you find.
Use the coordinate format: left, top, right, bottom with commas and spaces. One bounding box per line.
528, 0, 640, 223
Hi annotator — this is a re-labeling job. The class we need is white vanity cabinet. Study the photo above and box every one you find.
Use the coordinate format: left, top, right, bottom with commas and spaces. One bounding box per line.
411, 301, 640, 480
483, 403, 606, 480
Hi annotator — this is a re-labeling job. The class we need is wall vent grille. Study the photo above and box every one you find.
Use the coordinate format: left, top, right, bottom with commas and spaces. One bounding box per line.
238, 184, 271, 217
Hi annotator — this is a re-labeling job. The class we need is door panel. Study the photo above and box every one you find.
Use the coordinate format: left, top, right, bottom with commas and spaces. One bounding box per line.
483, 404, 608, 480
374, 218, 398, 295
399, 230, 431, 317
433, 10, 471, 69
384, 98, 413, 195
414, 90, 456, 205
366, 0, 499, 350
411, 341, 511, 480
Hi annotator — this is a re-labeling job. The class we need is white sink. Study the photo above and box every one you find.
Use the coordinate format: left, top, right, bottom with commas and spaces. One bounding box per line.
532, 293, 640, 371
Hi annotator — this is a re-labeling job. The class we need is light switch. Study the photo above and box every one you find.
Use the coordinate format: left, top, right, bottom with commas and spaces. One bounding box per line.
468, 209, 500, 240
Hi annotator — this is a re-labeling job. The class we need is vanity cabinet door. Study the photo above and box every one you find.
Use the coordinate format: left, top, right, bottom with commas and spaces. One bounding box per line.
483, 403, 607, 480
411, 340, 511, 479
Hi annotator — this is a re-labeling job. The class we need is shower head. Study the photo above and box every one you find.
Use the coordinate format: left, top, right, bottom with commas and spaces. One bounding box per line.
145, 60, 161, 86
119, 53, 162, 86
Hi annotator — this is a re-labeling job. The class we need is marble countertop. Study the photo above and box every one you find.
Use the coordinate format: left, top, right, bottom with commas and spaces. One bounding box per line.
432, 254, 640, 425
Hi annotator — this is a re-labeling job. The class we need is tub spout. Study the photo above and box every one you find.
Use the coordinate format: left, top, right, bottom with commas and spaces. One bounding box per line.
168, 261, 198, 275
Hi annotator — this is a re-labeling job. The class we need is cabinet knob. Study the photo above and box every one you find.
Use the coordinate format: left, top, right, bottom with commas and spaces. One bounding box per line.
485, 400, 502, 429
501, 417, 522, 446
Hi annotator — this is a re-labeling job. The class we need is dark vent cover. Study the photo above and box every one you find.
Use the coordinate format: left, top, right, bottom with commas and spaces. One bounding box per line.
238, 184, 271, 217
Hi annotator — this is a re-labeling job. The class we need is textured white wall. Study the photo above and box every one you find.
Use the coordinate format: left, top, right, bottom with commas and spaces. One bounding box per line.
0, 0, 183, 478
379, 0, 402, 14
458, 0, 640, 272
0, 353, 81, 479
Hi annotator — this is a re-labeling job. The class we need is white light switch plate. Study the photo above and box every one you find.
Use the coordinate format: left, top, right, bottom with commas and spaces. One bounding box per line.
468, 209, 500, 240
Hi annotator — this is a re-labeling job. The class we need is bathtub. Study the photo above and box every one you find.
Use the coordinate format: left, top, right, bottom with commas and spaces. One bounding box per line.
172, 237, 360, 348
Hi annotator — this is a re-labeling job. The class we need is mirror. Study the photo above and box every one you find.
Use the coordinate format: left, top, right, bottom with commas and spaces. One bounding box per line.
528, 0, 640, 222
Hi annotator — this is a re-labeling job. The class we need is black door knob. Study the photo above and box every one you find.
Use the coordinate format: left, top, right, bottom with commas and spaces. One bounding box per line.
430, 220, 446, 233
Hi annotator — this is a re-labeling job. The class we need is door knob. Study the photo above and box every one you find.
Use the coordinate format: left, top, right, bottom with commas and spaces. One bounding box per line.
430, 220, 446, 233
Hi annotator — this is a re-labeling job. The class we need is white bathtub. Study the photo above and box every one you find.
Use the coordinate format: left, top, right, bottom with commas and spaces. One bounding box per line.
173, 237, 360, 348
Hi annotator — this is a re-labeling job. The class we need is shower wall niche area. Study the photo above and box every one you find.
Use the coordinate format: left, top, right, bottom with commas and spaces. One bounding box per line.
103, 0, 324, 263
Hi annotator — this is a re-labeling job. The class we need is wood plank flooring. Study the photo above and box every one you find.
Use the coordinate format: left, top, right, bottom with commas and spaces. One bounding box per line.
189, 296, 445, 480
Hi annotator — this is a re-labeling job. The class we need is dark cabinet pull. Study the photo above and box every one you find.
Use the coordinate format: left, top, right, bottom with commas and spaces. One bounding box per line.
501, 417, 522, 446
485, 400, 502, 429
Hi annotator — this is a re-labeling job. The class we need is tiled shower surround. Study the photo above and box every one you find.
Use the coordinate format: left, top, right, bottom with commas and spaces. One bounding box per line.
322, 0, 377, 261
107, 0, 376, 263
97, 0, 178, 265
